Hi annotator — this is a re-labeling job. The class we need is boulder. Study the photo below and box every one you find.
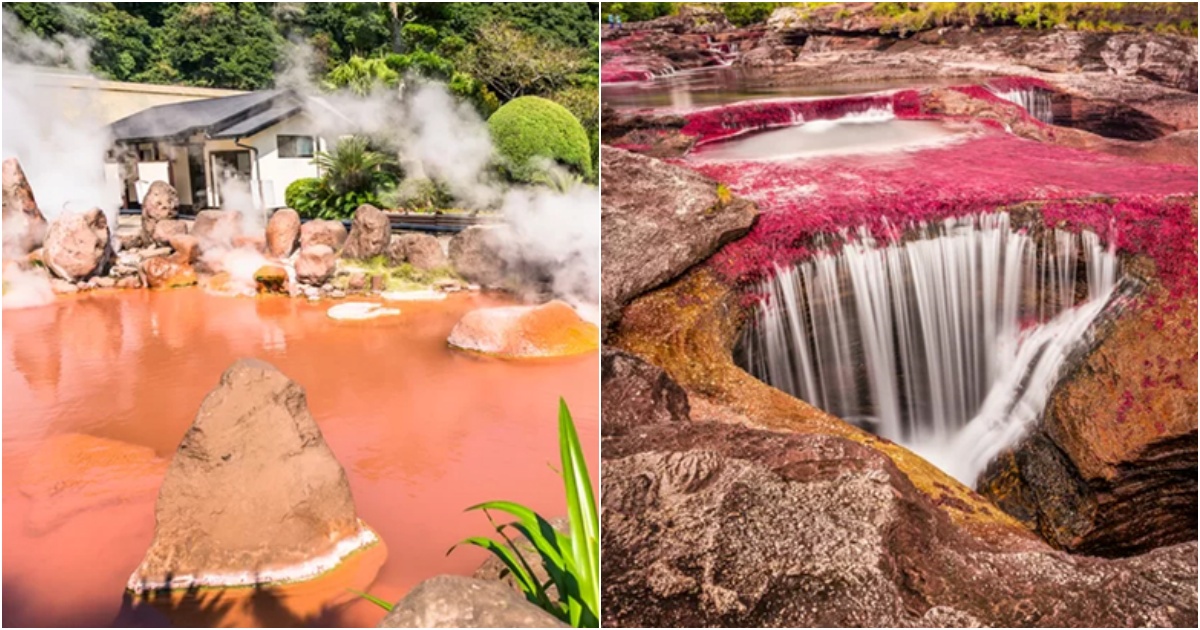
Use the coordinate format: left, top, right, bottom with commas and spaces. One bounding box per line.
342, 204, 390, 260
254, 265, 288, 294
266, 208, 301, 258
347, 272, 367, 292
979, 285, 1197, 557
600, 147, 757, 330
140, 181, 178, 242
448, 225, 507, 287
295, 245, 337, 286
601, 347, 690, 437
2, 158, 48, 254
447, 300, 599, 358
232, 233, 266, 253
300, 219, 348, 251
150, 219, 188, 247
387, 232, 447, 270
168, 234, 200, 265
140, 256, 197, 290
602, 420, 1199, 627
378, 575, 565, 628
190, 210, 243, 251
127, 359, 375, 592
473, 517, 569, 597
42, 208, 112, 281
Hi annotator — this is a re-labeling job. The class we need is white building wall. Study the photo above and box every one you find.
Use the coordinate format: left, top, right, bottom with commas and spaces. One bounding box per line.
245, 113, 327, 208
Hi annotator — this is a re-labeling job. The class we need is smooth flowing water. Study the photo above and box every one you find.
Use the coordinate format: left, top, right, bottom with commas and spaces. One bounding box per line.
738, 213, 1120, 485
2, 289, 598, 627
991, 87, 1054, 124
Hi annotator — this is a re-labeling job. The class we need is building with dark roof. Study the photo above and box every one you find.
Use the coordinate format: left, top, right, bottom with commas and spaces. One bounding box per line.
108, 89, 341, 211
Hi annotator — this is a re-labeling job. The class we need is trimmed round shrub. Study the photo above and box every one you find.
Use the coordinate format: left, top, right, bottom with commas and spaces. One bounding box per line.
284, 177, 323, 211
488, 96, 593, 183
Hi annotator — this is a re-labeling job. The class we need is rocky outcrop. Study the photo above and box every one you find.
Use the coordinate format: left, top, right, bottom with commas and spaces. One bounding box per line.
150, 219, 188, 247
266, 208, 301, 258
448, 300, 599, 358
602, 419, 1199, 627
473, 517, 570, 596
140, 181, 178, 243
190, 210, 243, 252
379, 575, 565, 628
601, 147, 757, 330
127, 359, 375, 592
42, 208, 111, 281
300, 218, 348, 252
448, 225, 507, 286
140, 256, 197, 290
601, 347, 690, 437
342, 204, 390, 260
979, 284, 1197, 557
168, 234, 200, 265
254, 265, 288, 294
387, 232, 447, 270
295, 244, 336, 285
2, 158, 48, 255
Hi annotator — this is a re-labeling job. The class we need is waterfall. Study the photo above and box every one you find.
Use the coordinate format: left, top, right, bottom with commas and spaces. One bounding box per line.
991, 88, 1053, 124
739, 213, 1119, 485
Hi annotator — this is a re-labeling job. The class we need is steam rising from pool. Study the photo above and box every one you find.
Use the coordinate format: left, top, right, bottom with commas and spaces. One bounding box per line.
738, 213, 1121, 486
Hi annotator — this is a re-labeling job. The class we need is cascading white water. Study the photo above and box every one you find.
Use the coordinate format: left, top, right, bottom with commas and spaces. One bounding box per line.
739, 213, 1120, 485
992, 88, 1054, 124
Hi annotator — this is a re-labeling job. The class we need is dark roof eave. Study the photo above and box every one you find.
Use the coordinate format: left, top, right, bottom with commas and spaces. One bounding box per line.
209, 105, 303, 139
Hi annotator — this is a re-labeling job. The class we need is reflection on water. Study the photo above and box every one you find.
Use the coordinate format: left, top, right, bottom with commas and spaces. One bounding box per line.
2, 289, 599, 627
602, 65, 970, 111
691, 117, 971, 161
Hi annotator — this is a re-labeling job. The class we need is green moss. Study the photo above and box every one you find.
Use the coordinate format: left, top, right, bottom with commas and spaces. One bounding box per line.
487, 95, 593, 183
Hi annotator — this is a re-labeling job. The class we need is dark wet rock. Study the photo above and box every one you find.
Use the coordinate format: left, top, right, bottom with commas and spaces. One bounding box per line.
42, 208, 112, 281
300, 219, 348, 252
128, 359, 368, 591
379, 575, 566, 628
600, 147, 757, 330
295, 244, 337, 286
2, 158, 48, 255
979, 285, 1197, 558
602, 420, 1199, 627
342, 204, 390, 261
150, 219, 188, 247
448, 225, 507, 287
266, 208, 301, 259
387, 232, 447, 270
601, 347, 690, 437
140, 181, 178, 243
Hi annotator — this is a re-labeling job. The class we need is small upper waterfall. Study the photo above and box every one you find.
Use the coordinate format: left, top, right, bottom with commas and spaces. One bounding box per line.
738, 213, 1120, 485
991, 88, 1054, 124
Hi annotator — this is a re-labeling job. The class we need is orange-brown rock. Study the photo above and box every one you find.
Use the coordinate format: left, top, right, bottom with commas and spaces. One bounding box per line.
265, 208, 301, 258
168, 234, 200, 265
140, 181, 179, 243
232, 234, 265, 253
42, 208, 112, 281
253, 265, 289, 294
299, 219, 348, 252
448, 300, 599, 358
140, 256, 197, 290
2, 158, 48, 255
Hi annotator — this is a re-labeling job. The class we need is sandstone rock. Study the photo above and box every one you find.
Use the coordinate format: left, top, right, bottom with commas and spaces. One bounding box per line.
42, 208, 112, 281
379, 575, 565, 628
979, 284, 1197, 557
150, 218, 188, 247
387, 232, 447, 270
600, 147, 757, 330
602, 420, 1199, 627
448, 300, 599, 358
232, 234, 266, 253
49, 278, 78, 294
448, 225, 506, 287
2, 158, 48, 254
116, 275, 143, 290
266, 208, 301, 258
191, 210, 243, 251
601, 347, 690, 437
300, 219, 348, 251
370, 274, 385, 292
347, 272, 367, 292
169, 234, 200, 265
140, 181, 179, 242
473, 517, 569, 597
342, 204, 390, 260
254, 265, 288, 294
295, 245, 337, 285
140, 256, 197, 290
127, 359, 375, 591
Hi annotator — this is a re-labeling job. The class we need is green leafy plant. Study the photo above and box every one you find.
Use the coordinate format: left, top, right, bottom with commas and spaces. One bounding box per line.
354, 399, 598, 627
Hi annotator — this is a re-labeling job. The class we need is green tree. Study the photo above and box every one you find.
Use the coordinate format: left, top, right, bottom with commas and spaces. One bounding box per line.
157, 2, 282, 90
459, 22, 586, 102
324, 55, 399, 95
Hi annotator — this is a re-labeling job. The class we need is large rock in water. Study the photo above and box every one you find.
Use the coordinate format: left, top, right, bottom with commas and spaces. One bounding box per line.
300, 219, 348, 251
387, 232, 447, 270
140, 181, 178, 243
42, 208, 111, 281
295, 244, 336, 285
2, 158, 49, 255
600, 147, 757, 330
127, 359, 376, 591
979, 284, 1197, 557
379, 575, 566, 628
602, 419, 1199, 627
266, 208, 301, 258
341, 204, 390, 260
448, 225, 507, 286
448, 300, 599, 358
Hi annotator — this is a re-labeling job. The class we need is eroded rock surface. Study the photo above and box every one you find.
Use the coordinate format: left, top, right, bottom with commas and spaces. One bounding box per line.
379, 575, 565, 628
448, 300, 598, 358
387, 232, 446, 270
140, 181, 178, 243
42, 208, 111, 281
448, 225, 507, 286
300, 219, 348, 252
295, 244, 336, 285
601, 346, 690, 437
128, 359, 372, 591
342, 204, 389, 260
266, 208, 301, 258
2, 158, 48, 255
601, 147, 757, 330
